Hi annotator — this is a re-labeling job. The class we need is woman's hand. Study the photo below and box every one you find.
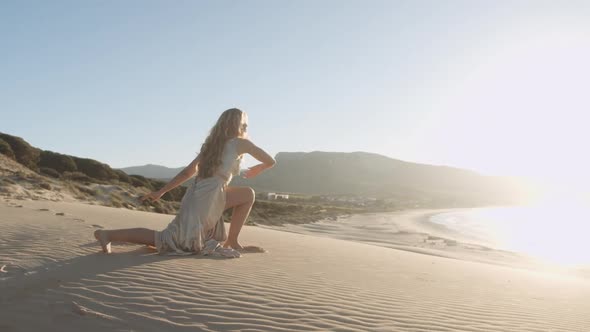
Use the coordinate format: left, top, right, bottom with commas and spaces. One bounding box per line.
241, 164, 266, 179
140, 190, 164, 203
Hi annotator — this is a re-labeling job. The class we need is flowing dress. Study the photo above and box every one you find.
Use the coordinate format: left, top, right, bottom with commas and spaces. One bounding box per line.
154, 138, 241, 256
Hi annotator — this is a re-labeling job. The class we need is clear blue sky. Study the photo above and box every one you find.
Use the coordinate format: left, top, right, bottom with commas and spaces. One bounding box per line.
2, 1, 589, 189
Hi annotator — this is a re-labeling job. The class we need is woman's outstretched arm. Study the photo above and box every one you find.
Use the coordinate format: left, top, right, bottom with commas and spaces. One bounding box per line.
140, 155, 200, 202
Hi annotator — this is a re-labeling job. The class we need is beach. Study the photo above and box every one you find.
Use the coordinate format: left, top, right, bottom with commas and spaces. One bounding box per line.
264, 207, 590, 277
1, 199, 589, 331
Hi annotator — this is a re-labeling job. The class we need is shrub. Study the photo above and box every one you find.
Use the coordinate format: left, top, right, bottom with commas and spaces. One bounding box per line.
145, 179, 186, 202
72, 157, 119, 181
129, 175, 154, 190
39, 151, 77, 173
114, 169, 131, 183
39, 167, 61, 178
110, 194, 123, 208
151, 179, 166, 188
152, 201, 171, 214
162, 186, 187, 202
153, 205, 167, 214
63, 171, 96, 183
0, 138, 15, 159
134, 178, 186, 202
0, 133, 40, 171
75, 184, 97, 196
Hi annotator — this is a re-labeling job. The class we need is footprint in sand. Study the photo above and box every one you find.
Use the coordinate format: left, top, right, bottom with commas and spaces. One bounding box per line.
71, 301, 121, 321
91, 224, 104, 229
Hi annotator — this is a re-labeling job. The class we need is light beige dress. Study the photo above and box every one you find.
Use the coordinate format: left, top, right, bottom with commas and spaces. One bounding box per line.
155, 138, 241, 256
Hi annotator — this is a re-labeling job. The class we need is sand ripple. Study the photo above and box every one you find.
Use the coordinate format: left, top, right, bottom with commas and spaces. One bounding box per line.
1, 201, 589, 331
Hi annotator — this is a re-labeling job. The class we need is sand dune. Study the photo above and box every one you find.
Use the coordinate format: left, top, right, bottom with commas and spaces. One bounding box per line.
1, 199, 589, 331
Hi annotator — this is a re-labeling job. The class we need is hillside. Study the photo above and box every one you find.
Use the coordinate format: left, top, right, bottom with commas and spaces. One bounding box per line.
0, 132, 360, 225
1, 130, 534, 223
229, 151, 532, 207
121, 150, 533, 208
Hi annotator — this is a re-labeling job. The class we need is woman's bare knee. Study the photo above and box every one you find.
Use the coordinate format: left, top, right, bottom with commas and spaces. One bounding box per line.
246, 187, 255, 204
226, 186, 256, 209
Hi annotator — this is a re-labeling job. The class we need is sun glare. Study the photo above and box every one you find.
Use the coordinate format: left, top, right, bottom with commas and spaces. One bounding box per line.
415, 23, 590, 197
470, 203, 590, 266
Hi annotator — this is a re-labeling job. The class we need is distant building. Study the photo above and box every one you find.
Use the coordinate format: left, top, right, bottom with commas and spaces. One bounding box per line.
267, 192, 289, 200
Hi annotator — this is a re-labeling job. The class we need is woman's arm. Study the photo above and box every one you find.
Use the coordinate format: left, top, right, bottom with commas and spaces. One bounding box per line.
236, 139, 275, 179
140, 155, 200, 202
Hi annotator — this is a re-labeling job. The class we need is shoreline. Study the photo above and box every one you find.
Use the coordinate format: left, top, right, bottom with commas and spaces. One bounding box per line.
262, 207, 590, 278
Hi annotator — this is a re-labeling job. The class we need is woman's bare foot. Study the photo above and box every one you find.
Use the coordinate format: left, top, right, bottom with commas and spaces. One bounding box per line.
94, 230, 112, 254
223, 241, 266, 253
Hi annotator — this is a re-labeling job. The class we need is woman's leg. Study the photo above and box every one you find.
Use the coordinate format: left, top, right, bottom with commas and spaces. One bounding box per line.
223, 186, 263, 251
94, 228, 156, 254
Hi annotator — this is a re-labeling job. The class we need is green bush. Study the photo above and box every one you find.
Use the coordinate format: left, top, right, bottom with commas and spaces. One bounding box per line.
162, 186, 187, 202
129, 175, 154, 189
150, 179, 166, 195
152, 201, 171, 214
0, 133, 40, 171
63, 171, 96, 183
0, 138, 15, 160
39, 167, 61, 178
114, 169, 131, 183
39, 151, 77, 173
151, 179, 166, 187
72, 157, 118, 181
137, 178, 186, 202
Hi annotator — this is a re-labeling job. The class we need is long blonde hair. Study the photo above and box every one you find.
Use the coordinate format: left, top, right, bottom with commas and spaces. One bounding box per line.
197, 108, 245, 178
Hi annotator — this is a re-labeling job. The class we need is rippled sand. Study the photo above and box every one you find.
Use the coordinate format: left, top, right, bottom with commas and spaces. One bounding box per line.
1, 200, 589, 331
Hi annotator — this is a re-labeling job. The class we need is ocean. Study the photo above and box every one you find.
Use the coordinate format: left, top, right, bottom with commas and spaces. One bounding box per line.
430, 203, 590, 265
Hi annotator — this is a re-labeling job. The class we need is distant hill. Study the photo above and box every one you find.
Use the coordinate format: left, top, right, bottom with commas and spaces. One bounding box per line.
118, 164, 183, 179
228, 151, 532, 206
0, 132, 367, 224
122, 151, 534, 207
0, 130, 541, 223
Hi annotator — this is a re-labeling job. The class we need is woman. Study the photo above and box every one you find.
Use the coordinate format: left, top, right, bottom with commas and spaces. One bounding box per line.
94, 108, 275, 258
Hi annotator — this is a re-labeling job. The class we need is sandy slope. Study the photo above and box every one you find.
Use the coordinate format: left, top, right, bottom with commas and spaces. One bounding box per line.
1, 199, 589, 331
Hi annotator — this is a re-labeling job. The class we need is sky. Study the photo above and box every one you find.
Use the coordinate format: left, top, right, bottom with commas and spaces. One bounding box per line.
1, 0, 589, 192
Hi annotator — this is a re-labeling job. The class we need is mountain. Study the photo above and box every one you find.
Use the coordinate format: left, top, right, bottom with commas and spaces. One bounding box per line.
122, 151, 534, 206
118, 164, 183, 179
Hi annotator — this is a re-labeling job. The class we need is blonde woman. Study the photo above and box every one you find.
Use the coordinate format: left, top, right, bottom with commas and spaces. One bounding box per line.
94, 108, 275, 258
